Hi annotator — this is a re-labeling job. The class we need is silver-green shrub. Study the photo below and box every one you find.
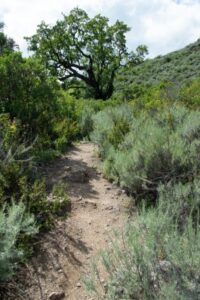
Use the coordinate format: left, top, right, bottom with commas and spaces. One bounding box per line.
79, 105, 96, 138
0, 202, 38, 282
85, 181, 200, 299
91, 104, 134, 158
158, 180, 200, 226
92, 104, 200, 203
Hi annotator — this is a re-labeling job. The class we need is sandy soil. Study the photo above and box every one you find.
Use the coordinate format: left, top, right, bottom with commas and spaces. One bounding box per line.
3, 142, 130, 300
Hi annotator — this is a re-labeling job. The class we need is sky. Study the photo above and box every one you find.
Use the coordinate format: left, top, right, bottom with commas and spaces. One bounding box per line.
0, 0, 200, 58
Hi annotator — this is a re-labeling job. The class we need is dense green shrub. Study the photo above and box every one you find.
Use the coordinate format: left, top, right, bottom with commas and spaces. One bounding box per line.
180, 78, 200, 109
85, 181, 200, 299
52, 92, 81, 147
0, 52, 88, 157
129, 82, 181, 113
52, 92, 118, 145
0, 52, 59, 141
53, 118, 78, 152
0, 202, 38, 282
0, 114, 68, 229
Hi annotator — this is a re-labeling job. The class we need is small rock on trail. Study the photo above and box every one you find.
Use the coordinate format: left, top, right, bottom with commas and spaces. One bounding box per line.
48, 291, 65, 300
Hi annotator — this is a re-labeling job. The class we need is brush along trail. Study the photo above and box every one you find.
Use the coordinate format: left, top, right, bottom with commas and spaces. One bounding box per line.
15, 142, 130, 300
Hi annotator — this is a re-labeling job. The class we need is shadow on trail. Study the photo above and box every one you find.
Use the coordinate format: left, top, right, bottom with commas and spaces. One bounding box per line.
44, 145, 100, 200
29, 222, 90, 293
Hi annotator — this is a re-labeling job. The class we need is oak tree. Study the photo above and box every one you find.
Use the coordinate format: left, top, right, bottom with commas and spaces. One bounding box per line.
27, 8, 147, 99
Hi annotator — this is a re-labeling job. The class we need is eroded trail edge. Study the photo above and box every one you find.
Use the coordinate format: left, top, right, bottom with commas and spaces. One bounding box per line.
23, 142, 129, 300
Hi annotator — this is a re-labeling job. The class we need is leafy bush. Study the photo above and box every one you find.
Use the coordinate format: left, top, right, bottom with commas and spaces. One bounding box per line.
180, 78, 200, 109
0, 202, 38, 282
53, 118, 78, 151
129, 82, 182, 113
0, 114, 65, 229
0, 52, 59, 141
75, 95, 122, 138
85, 181, 200, 299
0, 52, 86, 157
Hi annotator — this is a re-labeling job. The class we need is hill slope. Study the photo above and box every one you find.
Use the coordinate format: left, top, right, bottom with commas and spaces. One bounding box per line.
116, 38, 200, 90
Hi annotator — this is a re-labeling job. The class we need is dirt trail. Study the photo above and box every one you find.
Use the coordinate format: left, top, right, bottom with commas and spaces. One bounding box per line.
20, 142, 129, 300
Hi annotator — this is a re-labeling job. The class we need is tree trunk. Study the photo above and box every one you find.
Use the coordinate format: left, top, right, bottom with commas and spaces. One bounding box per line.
93, 82, 114, 100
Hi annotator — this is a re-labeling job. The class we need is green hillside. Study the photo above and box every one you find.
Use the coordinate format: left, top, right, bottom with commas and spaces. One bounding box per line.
116, 38, 200, 93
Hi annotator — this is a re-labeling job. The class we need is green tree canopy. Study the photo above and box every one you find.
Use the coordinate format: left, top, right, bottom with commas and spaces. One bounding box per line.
0, 22, 16, 55
27, 8, 147, 100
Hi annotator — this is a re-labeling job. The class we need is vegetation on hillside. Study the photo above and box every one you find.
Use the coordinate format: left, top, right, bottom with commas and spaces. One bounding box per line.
114, 38, 200, 100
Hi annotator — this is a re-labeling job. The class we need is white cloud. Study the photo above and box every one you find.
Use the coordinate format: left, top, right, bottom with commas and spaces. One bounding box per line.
0, 0, 200, 57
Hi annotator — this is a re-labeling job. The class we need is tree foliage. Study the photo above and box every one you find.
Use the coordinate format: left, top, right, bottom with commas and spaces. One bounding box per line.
27, 8, 147, 100
0, 22, 16, 55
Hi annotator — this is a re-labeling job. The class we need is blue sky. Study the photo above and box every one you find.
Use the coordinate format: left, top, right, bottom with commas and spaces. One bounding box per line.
1, 0, 200, 57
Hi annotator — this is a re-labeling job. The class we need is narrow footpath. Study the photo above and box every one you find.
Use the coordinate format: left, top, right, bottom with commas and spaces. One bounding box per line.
15, 143, 130, 300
